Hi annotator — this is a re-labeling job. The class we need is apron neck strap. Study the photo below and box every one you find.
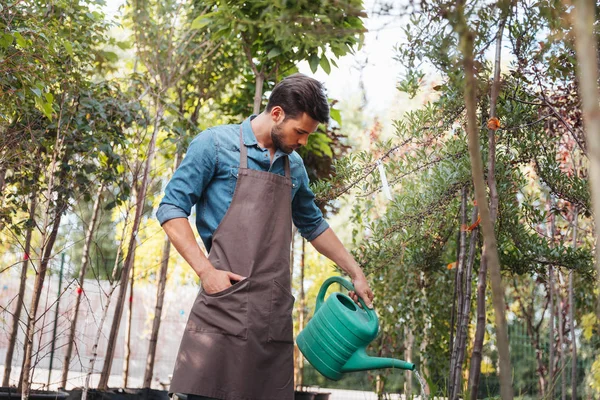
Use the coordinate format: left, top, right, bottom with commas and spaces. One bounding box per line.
283, 155, 290, 177
239, 124, 291, 178
239, 126, 248, 169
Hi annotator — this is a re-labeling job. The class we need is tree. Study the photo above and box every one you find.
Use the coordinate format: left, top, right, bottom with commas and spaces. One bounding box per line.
199, 0, 366, 114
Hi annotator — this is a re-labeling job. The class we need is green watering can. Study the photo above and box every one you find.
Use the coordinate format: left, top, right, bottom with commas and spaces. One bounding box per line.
297, 276, 415, 381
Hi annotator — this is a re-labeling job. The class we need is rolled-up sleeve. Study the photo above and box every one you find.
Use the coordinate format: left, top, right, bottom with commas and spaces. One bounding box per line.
292, 166, 329, 241
156, 130, 216, 225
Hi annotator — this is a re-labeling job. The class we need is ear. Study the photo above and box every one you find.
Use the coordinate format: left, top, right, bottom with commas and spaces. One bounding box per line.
270, 106, 285, 123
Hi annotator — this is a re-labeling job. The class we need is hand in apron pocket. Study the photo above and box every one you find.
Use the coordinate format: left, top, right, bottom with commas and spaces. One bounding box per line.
188, 279, 250, 339
267, 279, 295, 344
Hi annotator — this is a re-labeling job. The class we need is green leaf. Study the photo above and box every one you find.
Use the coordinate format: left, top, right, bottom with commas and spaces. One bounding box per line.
0, 33, 13, 49
13, 32, 27, 48
309, 54, 319, 73
191, 12, 217, 30
64, 41, 73, 56
35, 95, 53, 120
330, 108, 342, 125
103, 51, 119, 63
319, 56, 331, 74
267, 47, 282, 59
116, 41, 130, 50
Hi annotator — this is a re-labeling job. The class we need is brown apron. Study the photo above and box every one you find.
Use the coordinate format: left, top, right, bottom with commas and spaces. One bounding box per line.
169, 127, 295, 400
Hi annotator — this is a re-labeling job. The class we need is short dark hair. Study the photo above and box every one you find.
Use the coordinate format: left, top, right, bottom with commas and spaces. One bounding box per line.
266, 73, 329, 124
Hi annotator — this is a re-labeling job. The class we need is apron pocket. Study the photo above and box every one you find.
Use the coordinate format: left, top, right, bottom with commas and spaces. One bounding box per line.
267, 279, 295, 344
187, 279, 250, 339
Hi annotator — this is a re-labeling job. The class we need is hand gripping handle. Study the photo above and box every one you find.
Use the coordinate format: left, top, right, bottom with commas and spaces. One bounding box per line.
315, 276, 376, 321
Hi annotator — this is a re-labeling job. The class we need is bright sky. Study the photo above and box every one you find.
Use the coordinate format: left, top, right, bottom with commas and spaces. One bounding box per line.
103, 0, 408, 116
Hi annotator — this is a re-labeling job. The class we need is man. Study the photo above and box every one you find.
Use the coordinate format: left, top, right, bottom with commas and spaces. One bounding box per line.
157, 74, 374, 400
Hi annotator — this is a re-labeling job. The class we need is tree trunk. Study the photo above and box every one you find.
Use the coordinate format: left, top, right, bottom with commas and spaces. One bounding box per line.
570, 207, 578, 399
3, 190, 37, 386
98, 98, 163, 390
253, 72, 265, 115
296, 239, 306, 387
454, 205, 478, 399
458, 9, 513, 399
0, 168, 6, 201
572, 0, 600, 322
558, 273, 566, 400
468, 7, 507, 398
549, 197, 556, 399
21, 199, 66, 398
61, 183, 104, 388
122, 255, 136, 387
404, 327, 414, 398
143, 150, 183, 388
448, 224, 460, 397
450, 187, 468, 400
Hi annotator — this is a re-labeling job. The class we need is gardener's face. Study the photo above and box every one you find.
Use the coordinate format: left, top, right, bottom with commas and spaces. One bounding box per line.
271, 111, 319, 154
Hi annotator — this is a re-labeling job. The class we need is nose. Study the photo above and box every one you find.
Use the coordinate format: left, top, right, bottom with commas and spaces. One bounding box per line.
298, 136, 308, 146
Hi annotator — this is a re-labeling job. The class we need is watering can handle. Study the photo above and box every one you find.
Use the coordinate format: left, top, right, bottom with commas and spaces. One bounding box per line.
315, 276, 376, 321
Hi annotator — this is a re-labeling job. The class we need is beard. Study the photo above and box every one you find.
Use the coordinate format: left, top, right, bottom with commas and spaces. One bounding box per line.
271, 123, 295, 154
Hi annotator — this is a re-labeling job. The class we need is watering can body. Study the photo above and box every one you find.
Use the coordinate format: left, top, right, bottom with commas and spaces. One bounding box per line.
296, 276, 415, 381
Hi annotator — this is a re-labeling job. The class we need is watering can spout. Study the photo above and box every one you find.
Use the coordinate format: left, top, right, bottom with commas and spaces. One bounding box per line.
341, 347, 415, 373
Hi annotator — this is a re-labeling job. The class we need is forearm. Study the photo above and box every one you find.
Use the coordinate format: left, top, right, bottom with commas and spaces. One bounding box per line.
309, 227, 364, 279
161, 218, 212, 278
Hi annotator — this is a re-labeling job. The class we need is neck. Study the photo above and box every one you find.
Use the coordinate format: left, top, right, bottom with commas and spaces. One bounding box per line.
251, 112, 275, 153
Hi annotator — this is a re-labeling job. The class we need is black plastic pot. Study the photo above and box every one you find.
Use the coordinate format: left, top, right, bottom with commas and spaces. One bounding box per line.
0, 388, 68, 400
314, 394, 330, 400
293, 391, 315, 400
65, 388, 169, 400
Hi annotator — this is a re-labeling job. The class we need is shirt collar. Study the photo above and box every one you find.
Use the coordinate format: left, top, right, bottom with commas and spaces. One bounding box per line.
242, 115, 290, 160
241, 115, 259, 146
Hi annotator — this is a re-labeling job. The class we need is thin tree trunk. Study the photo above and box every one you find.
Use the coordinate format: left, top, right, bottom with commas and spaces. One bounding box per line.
450, 187, 468, 400
3, 190, 37, 387
570, 207, 578, 399
61, 183, 104, 388
253, 73, 265, 115
143, 150, 183, 388
21, 199, 66, 398
122, 255, 136, 387
404, 327, 414, 398
549, 197, 556, 399
21, 140, 67, 397
454, 205, 478, 399
468, 8, 507, 398
573, 0, 600, 325
448, 226, 460, 397
0, 168, 6, 200
143, 235, 169, 388
469, 247, 487, 399
98, 99, 163, 389
558, 273, 566, 400
549, 263, 555, 394
296, 239, 306, 387
457, 7, 513, 398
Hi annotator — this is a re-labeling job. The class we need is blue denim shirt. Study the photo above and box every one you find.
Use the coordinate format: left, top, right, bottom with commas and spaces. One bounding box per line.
156, 116, 329, 253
